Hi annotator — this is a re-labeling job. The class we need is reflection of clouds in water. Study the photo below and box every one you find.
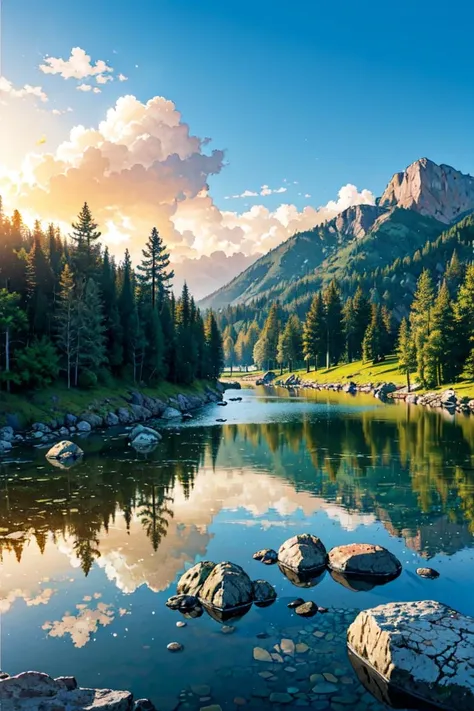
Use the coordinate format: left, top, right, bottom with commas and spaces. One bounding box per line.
0, 586, 56, 613
42, 601, 115, 649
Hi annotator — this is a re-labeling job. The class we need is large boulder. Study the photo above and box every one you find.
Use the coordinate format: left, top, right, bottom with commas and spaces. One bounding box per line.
177, 561, 216, 596
328, 543, 401, 579
46, 441, 84, 461
105, 412, 119, 427
278, 534, 327, 572
76, 421, 92, 433
161, 407, 182, 420
252, 580, 277, 607
0, 426, 14, 442
441, 389, 457, 409
199, 562, 254, 610
79, 413, 103, 428
117, 408, 132, 424
0, 440, 12, 453
347, 601, 474, 711
129, 424, 162, 442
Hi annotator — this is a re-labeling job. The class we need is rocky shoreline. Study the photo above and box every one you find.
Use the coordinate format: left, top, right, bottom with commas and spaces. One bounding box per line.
270, 373, 474, 415
0, 384, 224, 454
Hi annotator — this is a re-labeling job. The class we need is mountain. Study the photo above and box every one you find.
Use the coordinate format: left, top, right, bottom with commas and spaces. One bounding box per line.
199, 158, 474, 310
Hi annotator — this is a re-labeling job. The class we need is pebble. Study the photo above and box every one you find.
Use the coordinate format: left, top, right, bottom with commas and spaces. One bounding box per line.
234, 698, 246, 706
269, 692, 292, 704
253, 647, 273, 662
295, 643, 309, 654
416, 567, 440, 579
167, 642, 183, 652
191, 685, 211, 696
333, 694, 359, 704
221, 625, 236, 634
288, 598, 305, 609
281, 638, 295, 655
287, 687, 300, 695
341, 677, 354, 685
310, 674, 324, 684
313, 631, 325, 638
271, 653, 284, 663
284, 666, 296, 673
311, 682, 338, 695
176, 621, 186, 628
199, 706, 222, 711
323, 673, 338, 684
295, 601, 318, 617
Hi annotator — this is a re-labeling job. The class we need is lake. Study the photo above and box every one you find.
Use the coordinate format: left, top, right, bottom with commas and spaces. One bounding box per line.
2, 386, 474, 711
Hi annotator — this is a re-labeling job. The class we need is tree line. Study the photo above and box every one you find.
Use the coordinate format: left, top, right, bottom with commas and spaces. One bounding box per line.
0, 199, 223, 392
222, 265, 474, 390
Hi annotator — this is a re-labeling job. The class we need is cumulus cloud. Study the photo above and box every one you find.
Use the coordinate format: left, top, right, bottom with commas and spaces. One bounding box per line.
52, 107, 73, 115
225, 184, 288, 199
77, 83, 101, 94
118, 74, 128, 82
0, 75, 48, 103
1, 91, 375, 296
40, 47, 113, 81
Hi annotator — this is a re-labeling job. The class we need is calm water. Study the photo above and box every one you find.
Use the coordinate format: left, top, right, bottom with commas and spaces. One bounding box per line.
2, 387, 474, 710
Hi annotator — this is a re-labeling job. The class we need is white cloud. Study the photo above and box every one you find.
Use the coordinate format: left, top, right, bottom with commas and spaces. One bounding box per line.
96, 74, 113, 85
226, 184, 288, 199
40, 47, 113, 80
52, 107, 73, 115
76, 84, 101, 94
0, 75, 48, 103
118, 74, 128, 82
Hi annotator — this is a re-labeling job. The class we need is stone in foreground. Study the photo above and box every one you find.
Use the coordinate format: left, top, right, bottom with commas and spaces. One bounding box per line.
347, 600, 474, 711
294, 601, 318, 617
253, 548, 278, 564
46, 440, 84, 461
417, 567, 440, 579
252, 579, 277, 606
328, 543, 401, 578
177, 561, 216, 596
199, 562, 253, 610
278, 534, 327, 572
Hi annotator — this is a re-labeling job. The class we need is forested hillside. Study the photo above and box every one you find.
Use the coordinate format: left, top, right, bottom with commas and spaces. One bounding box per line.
0, 199, 223, 394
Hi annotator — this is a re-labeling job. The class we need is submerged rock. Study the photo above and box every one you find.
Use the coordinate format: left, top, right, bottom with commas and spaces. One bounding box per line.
167, 642, 183, 652
252, 579, 277, 607
294, 601, 318, 617
0, 440, 12, 453
199, 562, 254, 610
76, 420, 92, 433
328, 543, 401, 579
177, 561, 216, 596
278, 534, 327, 573
347, 600, 474, 711
253, 548, 277, 564
166, 594, 200, 612
161, 407, 182, 420
416, 567, 440, 579
287, 598, 305, 609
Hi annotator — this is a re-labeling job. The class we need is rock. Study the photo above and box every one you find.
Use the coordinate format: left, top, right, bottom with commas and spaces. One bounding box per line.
129, 404, 152, 421
311, 682, 338, 695
46, 440, 84, 461
253, 647, 273, 662
32, 431, 45, 440
222, 380, 241, 390
131, 433, 160, 451
167, 642, 183, 652
280, 639, 295, 656
191, 685, 211, 697
269, 693, 292, 704
117, 408, 132, 424
55, 677, 78, 691
373, 383, 397, 401
262, 371, 276, 384
221, 625, 235, 634
64, 413, 77, 427
416, 567, 440, 579
177, 394, 190, 412
253, 548, 277, 564
76, 420, 92, 433
0, 440, 12, 453
0, 426, 14, 442
216, 401, 227, 406
161, 407, 182, 420
58, 427, 70, 437
278, 563, 326, 588
252, 580, 277, 606
199, 706, 222, 711
0, 673, 10, 680
295, 601, 318, 617
328, 543, 401, 579
176, 621, 186, 628
348, 600, 474, 711
32, 422, 51, 433
278, 534, 327, 572
199, 562, 254, 610
134, 699, 156, 711
380, 158, 474, 224
287, 598, 305, 608
182, 413, 193, 420
177, 561, 216, 596
79, 413, 103, 428
441, 389, 457, 409
166, 594, 201, 612
105, 412, 120, 427
129, 424, 162, 442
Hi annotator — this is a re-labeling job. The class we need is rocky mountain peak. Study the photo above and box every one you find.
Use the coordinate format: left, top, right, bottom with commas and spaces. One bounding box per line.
379, 158, 474, 223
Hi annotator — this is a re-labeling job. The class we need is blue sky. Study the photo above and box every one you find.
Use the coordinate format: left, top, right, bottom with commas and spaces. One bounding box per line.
4, 0, 474, 208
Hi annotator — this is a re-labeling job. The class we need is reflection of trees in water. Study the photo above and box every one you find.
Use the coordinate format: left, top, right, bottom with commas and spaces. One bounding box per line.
0, 427, 221, 572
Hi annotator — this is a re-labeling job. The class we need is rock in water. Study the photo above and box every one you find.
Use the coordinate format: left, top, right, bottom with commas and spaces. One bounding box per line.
253, 548, 277, 564
416, 567, 440, 579
177, 561, 216, 596
287, 598, 305, 609
347, 600, 474, 711
199, 561, 254, 610
166, 594, 200, 612
167, 642, 183, 652
278, 534, 327, 572
294, 601, 318, 617
252, 580, 277, 606
46, 441, 84, 461
161, 407, 182, 420
129, 424, 162, 442
328, 543, 401, 578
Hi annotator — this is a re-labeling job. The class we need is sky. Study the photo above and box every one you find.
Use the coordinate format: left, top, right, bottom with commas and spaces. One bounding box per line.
1, 0, 474, 298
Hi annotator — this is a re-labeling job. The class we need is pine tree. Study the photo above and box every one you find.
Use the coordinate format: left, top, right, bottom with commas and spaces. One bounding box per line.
224, 335, 236, 374
323, 280, 344, 367
253, 303, 280, 370
424, 281, 456, 386
56, 264, 76, 389
70, 203, 101, 278
342, 296, 356, 362
362, 303, 388, 364
303, 292, 325, 371
410, 269, 435, 386
25, 231, 54, 336
0, 290, 27, 392
277, 315, 302, 372
74, 278, 107, 385
100, 249, 123, 371
175, 283, 196, 384
118, 249, 139, 375
397, 318, 416, 391
205, 312, 224, 379
352, 286, 371, 359
454, 264, 474, 376
136, 227, 174, 309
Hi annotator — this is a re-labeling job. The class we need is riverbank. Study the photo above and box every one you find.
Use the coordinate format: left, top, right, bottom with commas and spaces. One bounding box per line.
0, 379, 223, 452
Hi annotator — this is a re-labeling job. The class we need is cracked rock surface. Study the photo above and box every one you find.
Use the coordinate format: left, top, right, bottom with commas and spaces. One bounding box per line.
347, 600, 474, 711
328, 543, 401, 578
278, 534, 327, 572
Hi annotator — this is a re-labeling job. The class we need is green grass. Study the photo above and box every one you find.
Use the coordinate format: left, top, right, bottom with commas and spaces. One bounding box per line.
0, 378, 209, 428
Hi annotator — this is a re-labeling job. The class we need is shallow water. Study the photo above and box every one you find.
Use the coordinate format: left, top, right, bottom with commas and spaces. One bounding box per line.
1, 386, 474, 710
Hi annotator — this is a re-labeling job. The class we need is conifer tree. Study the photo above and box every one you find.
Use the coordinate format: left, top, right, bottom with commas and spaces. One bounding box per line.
205, 311, 224, 379
277, 315, 303, 372
118, 249, 139, 374
303, 292, 325, 371
74, 279, 107, 386
362, 303, 388, 364
410, 269, 435, 386
342, 296, 356, 362
253, 303, 280, 370
26, 232, 54, 336
56, 264, 76, 389
224, 335, 236, 374
397, 318, 417, 391
352, 286, 371, 358
100, 249, 123, 371
70, 203, 101, 278
323, 280, 344, 367
454, 264, 474, 376
136, 227, 174, 309
0, 290, 27, 391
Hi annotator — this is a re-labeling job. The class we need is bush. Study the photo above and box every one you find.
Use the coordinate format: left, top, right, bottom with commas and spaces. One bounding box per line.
97, 367, 115, 387
15, 337, 60, 388
78, 369, 98, 389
